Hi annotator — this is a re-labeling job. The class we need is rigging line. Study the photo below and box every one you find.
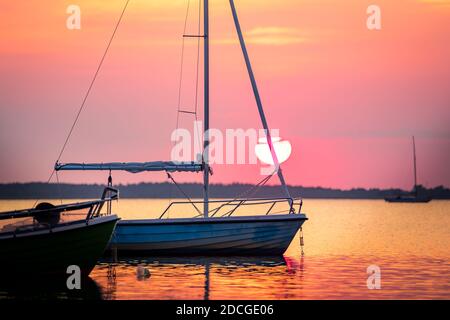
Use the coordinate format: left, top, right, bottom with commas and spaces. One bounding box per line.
175, 0, 192, 136
174, 0, 203, 156
170, 1, 204, 213
246, 172, 274, 198
167, 173, 202, 216
193, 0, 203, 154
193, 0, 201, 116
237, 171, 275, 199
211, 171, 275, 216
169, 0, 192, 212
218, 174, 275, 217
33, 0, 130, 208
56, 0, 130, 165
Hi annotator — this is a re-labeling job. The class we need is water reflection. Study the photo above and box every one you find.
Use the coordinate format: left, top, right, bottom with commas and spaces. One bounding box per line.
204, 262, 210, 300
93, 255, 296, 300
0, 254, 448, 300
0, 276, 102, 300
91, 253, 449, 300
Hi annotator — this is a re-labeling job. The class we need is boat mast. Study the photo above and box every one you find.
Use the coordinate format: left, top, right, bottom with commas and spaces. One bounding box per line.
203, 0, 210, 218
229, 0, 292, 202
413, 136, 417, 195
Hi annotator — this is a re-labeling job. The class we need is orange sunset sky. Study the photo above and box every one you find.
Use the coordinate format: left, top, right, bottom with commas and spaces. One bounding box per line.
0, 0, 449, 189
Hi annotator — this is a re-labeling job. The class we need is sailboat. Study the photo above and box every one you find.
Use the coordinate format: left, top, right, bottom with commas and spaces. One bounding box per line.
385, 136, 431, 203
55, 0, 307, 256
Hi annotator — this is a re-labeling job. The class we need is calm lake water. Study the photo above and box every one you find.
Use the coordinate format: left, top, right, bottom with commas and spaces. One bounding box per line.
0, 199, 449, 299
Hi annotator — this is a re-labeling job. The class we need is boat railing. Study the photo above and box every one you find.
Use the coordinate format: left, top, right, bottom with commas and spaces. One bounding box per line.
159, 197, 303, 219
87, 186, 119, 219
0, 187, 119, 235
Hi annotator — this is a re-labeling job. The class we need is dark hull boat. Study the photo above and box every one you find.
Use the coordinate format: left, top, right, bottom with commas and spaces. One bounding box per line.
385, 195, 431, 203
0, 216, 118, 277
0, 187, 119, 278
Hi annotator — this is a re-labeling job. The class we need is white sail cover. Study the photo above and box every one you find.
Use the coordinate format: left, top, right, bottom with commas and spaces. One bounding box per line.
55, 161, 203, 173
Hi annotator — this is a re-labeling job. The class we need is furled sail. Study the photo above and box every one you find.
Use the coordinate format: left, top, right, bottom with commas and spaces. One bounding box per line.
55, 161, 203, 173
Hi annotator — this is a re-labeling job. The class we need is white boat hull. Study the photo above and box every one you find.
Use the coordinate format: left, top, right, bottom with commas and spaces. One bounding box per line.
110, 214, 307, 256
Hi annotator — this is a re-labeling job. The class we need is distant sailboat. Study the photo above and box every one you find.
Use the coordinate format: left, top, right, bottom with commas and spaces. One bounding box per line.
55, 0, 307, 256
385, 136, 431, 203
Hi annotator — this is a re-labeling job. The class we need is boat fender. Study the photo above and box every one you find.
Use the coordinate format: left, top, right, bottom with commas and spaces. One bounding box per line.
137, 265, 151, 280
299, 227, 305, 256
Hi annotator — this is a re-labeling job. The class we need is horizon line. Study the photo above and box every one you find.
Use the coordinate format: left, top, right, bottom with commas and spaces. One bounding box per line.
0, 181, 448, 192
